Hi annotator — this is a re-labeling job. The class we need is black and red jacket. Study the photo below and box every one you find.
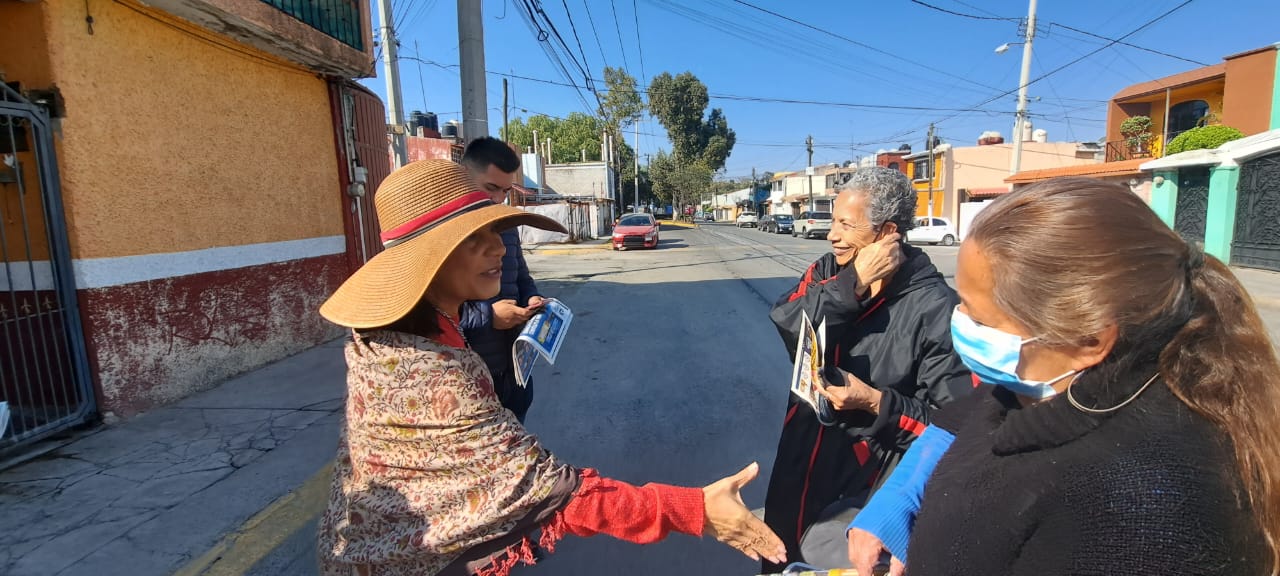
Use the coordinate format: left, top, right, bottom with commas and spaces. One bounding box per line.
762, 243, 972, 570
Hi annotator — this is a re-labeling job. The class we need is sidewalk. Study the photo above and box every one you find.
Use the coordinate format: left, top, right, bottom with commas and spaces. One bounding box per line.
0, 340, 347, 576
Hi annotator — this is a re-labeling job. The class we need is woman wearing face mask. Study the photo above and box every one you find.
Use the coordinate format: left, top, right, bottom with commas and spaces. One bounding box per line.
845, 176, 1278, 576
317, 160, 785, 576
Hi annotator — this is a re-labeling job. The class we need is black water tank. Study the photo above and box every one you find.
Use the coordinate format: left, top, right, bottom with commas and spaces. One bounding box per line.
441, 122, 459, 139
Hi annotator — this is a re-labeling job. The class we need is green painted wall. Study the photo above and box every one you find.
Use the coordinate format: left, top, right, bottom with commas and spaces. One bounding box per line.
1150, 170, 1179, 227
1203, 165, 1240, 261
1273, 47, 1280, 130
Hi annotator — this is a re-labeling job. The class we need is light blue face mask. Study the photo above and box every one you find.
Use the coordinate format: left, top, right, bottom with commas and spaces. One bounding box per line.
950, 307, 1076, 399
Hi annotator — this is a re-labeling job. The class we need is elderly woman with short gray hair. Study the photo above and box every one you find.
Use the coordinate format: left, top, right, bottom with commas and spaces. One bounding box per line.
761, 167, 973, 572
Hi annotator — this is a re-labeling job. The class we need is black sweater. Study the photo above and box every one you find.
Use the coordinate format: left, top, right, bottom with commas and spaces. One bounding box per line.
908, 372, 1269, 576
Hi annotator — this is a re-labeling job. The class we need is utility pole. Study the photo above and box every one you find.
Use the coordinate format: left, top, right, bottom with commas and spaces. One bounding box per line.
1010, 0, 1037, 174
633, 123, 640, 214
458, 0, 489, 141
927, 123, 935, 219
377, 0, 407, 167
806, 134, 814, 212
502, 78, 509, 142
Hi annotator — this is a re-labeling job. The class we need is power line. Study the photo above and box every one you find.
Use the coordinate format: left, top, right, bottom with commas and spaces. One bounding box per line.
580, 0, 611, 70
907, 0, 1017, 21
558, 0, 595, 75
909, 0, 1209, 67
729, 0, 1006, 94
631, 0, 647, 80
1047, 22, 1210, 66
401, 58, 1020, 117
931, 0, 1197, 129
608, 0, 632, 72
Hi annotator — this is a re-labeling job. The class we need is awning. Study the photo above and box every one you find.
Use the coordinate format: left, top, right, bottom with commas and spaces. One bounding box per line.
966, 187, 1008, 199
1005, 159, 1146, 184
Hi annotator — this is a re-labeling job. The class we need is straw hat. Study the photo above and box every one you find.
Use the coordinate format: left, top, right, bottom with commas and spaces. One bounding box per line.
320, 159, 566, 328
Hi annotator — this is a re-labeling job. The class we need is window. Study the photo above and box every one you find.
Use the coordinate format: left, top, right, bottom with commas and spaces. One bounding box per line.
888, 162, 900, 172
1167, 100, 1210, 138
913, 159, 931, 181
932, 218, 947, 227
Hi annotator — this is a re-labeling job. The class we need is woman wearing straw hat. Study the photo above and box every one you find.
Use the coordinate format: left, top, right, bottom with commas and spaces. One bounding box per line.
317, 159, 785, 576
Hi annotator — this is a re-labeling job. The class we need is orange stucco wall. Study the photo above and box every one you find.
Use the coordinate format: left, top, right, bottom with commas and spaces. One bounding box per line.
0, 2, 57, 262
1223, 48, 1277, 136
31, 0, 343, 260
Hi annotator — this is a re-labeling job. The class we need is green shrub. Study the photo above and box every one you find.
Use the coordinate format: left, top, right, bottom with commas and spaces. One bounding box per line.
1166, 125, 1246, 155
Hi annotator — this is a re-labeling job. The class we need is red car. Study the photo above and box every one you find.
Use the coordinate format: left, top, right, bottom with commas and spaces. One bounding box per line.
612, 213, 660, 250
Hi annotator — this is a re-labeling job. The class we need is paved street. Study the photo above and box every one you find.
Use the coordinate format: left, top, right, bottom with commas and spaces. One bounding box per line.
4, 223, 1275, 576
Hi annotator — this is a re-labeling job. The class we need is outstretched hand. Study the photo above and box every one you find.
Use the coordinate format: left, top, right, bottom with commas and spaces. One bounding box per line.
702, 463, 787, 565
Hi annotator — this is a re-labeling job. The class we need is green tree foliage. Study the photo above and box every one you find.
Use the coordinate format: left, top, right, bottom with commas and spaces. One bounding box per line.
647, 71, 736, 172
649, 150, 712, 208
502, 113, 635, 167
1165, 124, 1246, 155
599, 66, 645, 130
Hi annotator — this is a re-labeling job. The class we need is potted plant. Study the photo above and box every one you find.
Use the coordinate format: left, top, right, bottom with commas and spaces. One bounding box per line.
1120, 116, 1154, 157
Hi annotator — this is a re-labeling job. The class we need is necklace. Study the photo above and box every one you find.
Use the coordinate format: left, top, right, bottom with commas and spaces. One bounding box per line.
432, 305, 469, 347
1067, 371, 1159, 414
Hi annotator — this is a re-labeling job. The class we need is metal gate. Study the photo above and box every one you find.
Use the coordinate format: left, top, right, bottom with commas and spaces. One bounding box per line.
0, 84, 95, 452
1174, 166, 1210, 245
328, 80, 390, 272
1232, 151, 1280, 272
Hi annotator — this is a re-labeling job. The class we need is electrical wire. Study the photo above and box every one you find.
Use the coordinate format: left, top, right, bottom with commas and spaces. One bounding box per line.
580, 0, 611, 70
608, 0, 632, 73
631, 0, 647, 80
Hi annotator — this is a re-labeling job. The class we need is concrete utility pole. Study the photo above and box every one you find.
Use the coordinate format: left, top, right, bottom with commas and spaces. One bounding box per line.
633, 123, 640, 214
927, 123, 935, 219
806, 134, 814, 212
377, 0, 407, 167
502, 77, 509, 142
458, 0, 489, 141
1010, 0, 1037, 174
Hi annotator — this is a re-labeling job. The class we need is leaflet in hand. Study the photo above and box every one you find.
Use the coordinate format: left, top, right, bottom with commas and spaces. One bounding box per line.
790, 310, 837, 425
512, 298, 573, 389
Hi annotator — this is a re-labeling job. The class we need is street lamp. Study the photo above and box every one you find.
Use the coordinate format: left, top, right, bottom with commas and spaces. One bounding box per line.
994, 42, 1019, 55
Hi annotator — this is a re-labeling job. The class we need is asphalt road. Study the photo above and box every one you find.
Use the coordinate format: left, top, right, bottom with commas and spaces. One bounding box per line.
239, 222, 960, 576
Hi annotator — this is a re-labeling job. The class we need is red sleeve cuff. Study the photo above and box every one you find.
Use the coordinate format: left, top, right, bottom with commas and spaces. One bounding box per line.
561, 469, 706, 543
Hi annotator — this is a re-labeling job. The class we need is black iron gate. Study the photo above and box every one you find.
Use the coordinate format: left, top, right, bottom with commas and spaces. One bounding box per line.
1232, 151, 1280, 272
1, 84, 95, 453
1174, 166, 1210, 245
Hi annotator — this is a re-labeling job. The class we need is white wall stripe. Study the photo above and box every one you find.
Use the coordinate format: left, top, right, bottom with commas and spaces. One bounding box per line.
0, 236, 346, 291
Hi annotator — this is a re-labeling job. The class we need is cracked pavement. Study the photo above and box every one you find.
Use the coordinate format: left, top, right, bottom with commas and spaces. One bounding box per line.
0, 339, 347, 576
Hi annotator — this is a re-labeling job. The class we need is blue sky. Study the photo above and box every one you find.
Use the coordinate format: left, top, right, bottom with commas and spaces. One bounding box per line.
362, 0, 1280, 178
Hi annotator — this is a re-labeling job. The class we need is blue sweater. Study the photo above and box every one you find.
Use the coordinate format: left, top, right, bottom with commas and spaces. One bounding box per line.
847, 424, 954, 561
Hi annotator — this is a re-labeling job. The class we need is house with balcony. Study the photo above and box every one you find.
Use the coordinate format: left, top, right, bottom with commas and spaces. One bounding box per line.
1008, 43, 1279, 195
1, 0, 383, 445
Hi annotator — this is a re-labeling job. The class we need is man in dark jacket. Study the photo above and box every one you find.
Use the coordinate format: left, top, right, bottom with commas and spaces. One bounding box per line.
762, 167, 972, 571
459, 137, 544, 422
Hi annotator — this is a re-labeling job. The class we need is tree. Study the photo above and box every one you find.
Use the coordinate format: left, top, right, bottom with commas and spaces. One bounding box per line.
649, 150, 712, 211
502, 112, 615, 165
598, 67, 645, 130
647, 71, 736, 172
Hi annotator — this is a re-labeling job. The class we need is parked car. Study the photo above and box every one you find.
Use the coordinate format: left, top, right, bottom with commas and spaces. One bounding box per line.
760, 214, 794, 234
907, 217, 957, 246
612, 213, 659, 250
694, 211, 715, 222
735, 212, 758, 228
793, 211, 833, 239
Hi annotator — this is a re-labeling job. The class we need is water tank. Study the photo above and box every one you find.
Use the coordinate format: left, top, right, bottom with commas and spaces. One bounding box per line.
1032, 128, 1048, 143
898, 143, 912, 152
978, 131, 1004, 146
442, 120, 460, 139
1022, 119, 1034, 142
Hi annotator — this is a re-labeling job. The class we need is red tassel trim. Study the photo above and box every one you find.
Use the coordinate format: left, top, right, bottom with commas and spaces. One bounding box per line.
474, 510, 570, 576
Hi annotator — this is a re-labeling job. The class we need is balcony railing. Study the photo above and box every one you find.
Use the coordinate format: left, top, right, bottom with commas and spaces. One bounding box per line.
260, 0, 364, 50
1105, 136, 1164, 162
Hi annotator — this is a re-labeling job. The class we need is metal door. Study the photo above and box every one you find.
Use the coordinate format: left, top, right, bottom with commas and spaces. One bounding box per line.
0, 84, 95, 452
328, 80, 390, 272
1174, 166, 1210, 244
1232, 152, 1280, 271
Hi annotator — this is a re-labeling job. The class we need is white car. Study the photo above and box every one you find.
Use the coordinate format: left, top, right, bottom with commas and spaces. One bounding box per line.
907, 217, 958, 246
735, 212, 758, 228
